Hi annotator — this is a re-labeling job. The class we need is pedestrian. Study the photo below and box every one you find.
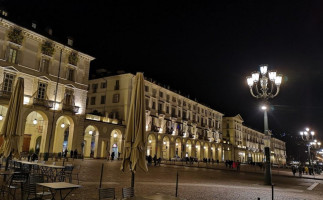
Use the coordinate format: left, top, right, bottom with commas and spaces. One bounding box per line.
153, 155, 157, 166
299, 166, 302, 177
70, 150, 74, 158
74, 149, 78, 159
292, 166, 296, 176
225, 160, 228, 168
64, 149, 68, 158
305, 166, 309, 175
148, 155, 152, 166
111, 152, 115, 160
118, 152, 121, 160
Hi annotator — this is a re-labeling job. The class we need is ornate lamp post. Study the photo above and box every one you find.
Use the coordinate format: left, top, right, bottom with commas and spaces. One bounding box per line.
246, 64, 283, 185
300, 128, 321, 175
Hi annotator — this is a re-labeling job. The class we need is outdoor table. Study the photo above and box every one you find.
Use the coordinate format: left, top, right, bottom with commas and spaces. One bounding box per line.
37, 182, 81, 200
38, 164, 65, 182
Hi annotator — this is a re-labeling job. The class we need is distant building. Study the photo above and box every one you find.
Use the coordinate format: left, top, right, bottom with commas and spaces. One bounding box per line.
222, 115, 286, 164
0, 18, 95, 157
87, 73, 225, 160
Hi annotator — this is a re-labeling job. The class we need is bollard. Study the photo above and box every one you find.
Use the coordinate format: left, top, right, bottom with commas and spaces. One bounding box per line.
258, 198, 260, 200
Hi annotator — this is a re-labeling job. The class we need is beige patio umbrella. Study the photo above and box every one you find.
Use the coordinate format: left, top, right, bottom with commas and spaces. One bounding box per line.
0, 77, 24, 160
121, 72, 148, 187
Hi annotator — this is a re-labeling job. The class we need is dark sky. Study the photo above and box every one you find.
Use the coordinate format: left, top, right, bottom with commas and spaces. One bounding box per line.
3, 0, 323, 160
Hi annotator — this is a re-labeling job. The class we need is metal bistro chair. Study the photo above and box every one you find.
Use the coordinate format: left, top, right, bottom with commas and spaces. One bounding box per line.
25, 174, 51, 200
122, 187, 134, 199
63, 165, 74, 183
98, 188, 116, 200
1, 172, 29, 200
71, 165, 81, 184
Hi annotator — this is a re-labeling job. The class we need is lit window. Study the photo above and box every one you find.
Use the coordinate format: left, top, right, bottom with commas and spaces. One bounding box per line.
40, 58, 49, 73
113, 94, 120, 103
37, 82, 47, 99
3, 73, 15, 92
67, 68, 75, 81
8, 48, 18, 64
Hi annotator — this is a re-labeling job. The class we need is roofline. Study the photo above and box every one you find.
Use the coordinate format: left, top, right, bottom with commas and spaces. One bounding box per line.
1, 18, 95, 61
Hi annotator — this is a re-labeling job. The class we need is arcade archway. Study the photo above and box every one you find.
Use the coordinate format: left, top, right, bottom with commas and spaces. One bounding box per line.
110, 129, 122, 160
52, 115, 74, 155
147, 134, 156, 156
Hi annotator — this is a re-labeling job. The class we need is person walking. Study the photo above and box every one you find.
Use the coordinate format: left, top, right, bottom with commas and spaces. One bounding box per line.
236, 160, 240, 172
299, 166, 302, 177
111, 152, 115, 160
153, 154, 157, 166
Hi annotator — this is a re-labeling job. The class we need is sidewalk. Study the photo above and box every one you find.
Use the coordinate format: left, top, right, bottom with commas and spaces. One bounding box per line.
161, 161, 323, 180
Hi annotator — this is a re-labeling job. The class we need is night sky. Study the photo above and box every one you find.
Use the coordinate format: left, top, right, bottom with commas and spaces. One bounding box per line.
3, 0, 323, 161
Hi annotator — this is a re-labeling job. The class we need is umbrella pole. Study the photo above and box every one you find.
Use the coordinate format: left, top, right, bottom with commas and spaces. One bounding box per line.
175, 170, 179, 197
99, 163, 104, 188
131, 170, 135, 188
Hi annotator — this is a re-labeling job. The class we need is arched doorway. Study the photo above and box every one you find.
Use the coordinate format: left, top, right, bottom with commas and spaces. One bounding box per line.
52, 115, 74, 156
195, 141, 201, 160
162, 136, 170, 160
147, 134, 156, 156
84, 125, 98, 158
23, 111, 48, 154
110, 129, 122, 160
185, 140, 192, 157
175, 138, 182, 157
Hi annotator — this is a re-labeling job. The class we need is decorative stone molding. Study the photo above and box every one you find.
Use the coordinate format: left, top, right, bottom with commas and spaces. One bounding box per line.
68, 51, 78, 66
8, 27, 24, 45
41, 41, 54, 57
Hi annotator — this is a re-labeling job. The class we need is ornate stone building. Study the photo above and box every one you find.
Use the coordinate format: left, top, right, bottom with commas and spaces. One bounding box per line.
222, 115, 286, 164
87, 73, 224, 160
0, 18, 95, 157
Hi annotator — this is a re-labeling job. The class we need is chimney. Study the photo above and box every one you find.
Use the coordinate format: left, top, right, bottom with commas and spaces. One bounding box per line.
67, 37, 73, 46
31, 21, 37, 29
46, 27, 53, 36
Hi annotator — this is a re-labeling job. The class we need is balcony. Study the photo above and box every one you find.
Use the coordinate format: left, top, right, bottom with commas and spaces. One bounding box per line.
171, 113, 177, 118
62, 104, 80, 113
33, 98, 54, 108
0, 90, 12, 100
158, 110, 165, 115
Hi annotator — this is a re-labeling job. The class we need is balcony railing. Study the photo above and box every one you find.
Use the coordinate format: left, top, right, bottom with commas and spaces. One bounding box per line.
62, 104, 80, 113
0, 90, 12, 99
33, 98, 54, 108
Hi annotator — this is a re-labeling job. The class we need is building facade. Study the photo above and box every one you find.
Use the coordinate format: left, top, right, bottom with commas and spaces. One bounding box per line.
222, 115, 286, 164
87, 73, 226, 160
0, 18, 95, 157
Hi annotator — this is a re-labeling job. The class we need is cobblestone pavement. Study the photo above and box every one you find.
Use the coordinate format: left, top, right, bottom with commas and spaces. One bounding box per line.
10, 159, 323, 200
33, 159, 323, 200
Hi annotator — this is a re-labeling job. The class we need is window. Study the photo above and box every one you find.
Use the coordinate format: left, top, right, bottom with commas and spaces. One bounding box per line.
158, 103, 163, 111
152, 101, 156, 109
90, 97, 96, 105
145, 85, 149, 92
8, 48, 18, 64
67, 68, 75, 81
37, 82, 47, 99
172, 97, 176, 102
166, 95, 170, 102
92, 84, 98, 93
114, 80, 119, 90
64, 89, 74, 105
152, 89, 157, 97
166, 105, 169, 113
101, 82, 107, 88
40, 58, 49, 73
145, 99, 149, 108
3, 73, 15, 92
113, 94, 120, 103
101, 95, 106, 104
178, 110, 181, 117
159, 91, 163, 98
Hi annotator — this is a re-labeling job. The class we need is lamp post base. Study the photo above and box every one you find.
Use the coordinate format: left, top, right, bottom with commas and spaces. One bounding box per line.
264, 147, 272, 185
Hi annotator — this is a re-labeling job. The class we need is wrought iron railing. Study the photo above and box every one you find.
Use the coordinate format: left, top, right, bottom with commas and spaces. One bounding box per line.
62, 104, 80, 113
33, 98, 54, 108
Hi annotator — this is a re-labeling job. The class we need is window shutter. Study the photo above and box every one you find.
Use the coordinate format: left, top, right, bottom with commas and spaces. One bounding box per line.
5, 46, 10, 61
15, 50, 20, 64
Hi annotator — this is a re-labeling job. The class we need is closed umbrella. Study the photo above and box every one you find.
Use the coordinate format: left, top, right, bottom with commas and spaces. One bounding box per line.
121, 72, 148, 187
0, 77, 24, 161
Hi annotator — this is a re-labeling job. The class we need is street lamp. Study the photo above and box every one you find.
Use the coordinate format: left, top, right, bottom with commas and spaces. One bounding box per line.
246, 64, 283, 185
300, 128, 321, 174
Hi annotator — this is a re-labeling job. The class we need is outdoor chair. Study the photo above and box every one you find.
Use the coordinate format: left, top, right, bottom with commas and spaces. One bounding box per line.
63, 166, 74, 183
71, 165, 81, 184
25, 174, 51, 200
1, 172, 29, 200
98, 187, 116, 200
122, 187, 134, 198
